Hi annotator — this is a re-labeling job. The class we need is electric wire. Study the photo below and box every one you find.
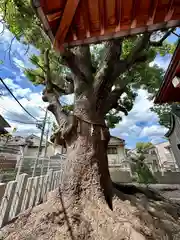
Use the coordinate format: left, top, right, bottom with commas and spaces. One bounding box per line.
0, 77, 38, 121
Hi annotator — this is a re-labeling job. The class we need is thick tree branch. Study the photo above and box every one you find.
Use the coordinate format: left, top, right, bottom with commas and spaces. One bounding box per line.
94, 39, 123, 92
126, 33, 151, 66
61, 48, 92, 95
108, 34, 151, 85
71, 45, 94, 81
95, 34, 151, 111
43, 49, 68, 126
51, 74, 74, 95
103, 87, 126, 114
94, 39, 123, 109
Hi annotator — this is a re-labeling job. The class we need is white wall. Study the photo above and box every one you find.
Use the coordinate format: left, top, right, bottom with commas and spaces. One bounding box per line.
108, 146, 126, 165
155, 142, 178, 171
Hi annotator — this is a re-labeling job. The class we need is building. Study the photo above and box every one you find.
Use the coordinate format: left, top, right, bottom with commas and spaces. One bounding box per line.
0, 115, 10, 134
24, 134, 54, 157
155, 41, 180, 168
129, 141, 178, 173
165, 104, 180, 168
0, 134, 54, 159
155, 41, 180, 104
107, 136, 127, 167
155, 142, 178, 172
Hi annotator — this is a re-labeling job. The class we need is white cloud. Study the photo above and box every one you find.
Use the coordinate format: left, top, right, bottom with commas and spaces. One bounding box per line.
113, 89, 167, 146
140, 125, 167, 138
15, 88, 31, 97
149, 54, 171, 71
61, 94, 74, 105
1, 78, 32, 98
114, 89, 158, 137
0, 91, 51, 136
150, 137, 166, 145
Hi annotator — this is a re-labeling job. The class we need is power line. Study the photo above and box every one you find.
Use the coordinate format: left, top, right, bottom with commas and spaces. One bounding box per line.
4, 117, 38, 125
0, 104, 36, 123
0, 105, 50, 127
0, 77, 38, 121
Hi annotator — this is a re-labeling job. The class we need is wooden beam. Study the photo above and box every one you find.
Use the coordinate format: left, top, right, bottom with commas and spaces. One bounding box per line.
98, 0, 105, 35
53, 0, 80, 50
71, 27, 78, 41
64, 20, 180, 47
115, 0, 122, 32
131, 0, 138, 29
164, 0, 174, 22
47, 11, 62, 22
82, 0, 91, 38
147, 0, 159, 25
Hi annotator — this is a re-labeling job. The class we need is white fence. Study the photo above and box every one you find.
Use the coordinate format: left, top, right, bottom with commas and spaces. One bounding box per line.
0, 169, 63, 228
16, 155, 66, 177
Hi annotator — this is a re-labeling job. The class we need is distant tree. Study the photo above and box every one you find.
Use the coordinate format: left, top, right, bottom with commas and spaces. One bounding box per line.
151, 104, 172, 129
132, 155, 157, 184
136, 142, 154, 154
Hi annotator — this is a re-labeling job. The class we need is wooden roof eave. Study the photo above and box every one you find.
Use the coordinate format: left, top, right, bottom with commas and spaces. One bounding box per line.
31, 0, 55, 43
154, 41, 180, 104
32, 0, 180, 49
64, 20, 180, 48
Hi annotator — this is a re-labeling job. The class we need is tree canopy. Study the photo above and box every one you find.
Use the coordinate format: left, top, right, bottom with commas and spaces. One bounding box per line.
136, 142, 154, 153
151, 104, 172, 129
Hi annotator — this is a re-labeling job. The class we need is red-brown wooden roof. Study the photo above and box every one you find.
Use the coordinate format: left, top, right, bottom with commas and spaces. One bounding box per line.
154, 40, 180, 104
32, 0, 180, 50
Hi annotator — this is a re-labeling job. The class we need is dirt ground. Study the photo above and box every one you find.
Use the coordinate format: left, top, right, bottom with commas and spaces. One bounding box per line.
1, 184, 180, 240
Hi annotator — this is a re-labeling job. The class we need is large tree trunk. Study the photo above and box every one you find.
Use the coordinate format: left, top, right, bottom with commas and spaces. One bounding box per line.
61, 124, 112, 208
61, 98, 113, 209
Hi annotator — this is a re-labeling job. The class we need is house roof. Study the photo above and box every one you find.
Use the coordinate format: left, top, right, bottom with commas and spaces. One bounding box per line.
32, 0, 180, 50
0, 127, 8, 134
154, 40, 180, 104
26, 134, 52, 146
0, 115, 10, 128
109, 135, 125, 143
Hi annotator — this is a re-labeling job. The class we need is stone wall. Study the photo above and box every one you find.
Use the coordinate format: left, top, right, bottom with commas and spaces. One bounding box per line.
109, 169, 132, 183
154, 172, 180, 184
110, 168, 180, 185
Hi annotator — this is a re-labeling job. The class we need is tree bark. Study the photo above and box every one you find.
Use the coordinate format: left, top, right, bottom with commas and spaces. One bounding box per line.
56, 96, 113, 210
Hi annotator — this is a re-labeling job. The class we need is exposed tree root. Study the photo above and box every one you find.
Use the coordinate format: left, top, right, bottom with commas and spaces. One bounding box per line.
1, 185, 180, 240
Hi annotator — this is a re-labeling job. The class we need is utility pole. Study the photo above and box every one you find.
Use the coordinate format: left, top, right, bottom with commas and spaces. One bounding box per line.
32, 108, 48, 177
41, 118, 51, 175
44, 118, 50, 158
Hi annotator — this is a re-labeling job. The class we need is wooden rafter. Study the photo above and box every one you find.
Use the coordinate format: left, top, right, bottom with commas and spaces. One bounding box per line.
147, 0, 159, 25
164, 0, 175, 22
53, 0, 80, 50
33, 0, 180, 51
98, 0, 105, 35
131, 0, 138, 28
82, 0, 91, 38
115, 0, 121, 32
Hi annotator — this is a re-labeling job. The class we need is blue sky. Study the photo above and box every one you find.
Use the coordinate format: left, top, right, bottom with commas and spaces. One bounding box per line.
0, 23, 179, 149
